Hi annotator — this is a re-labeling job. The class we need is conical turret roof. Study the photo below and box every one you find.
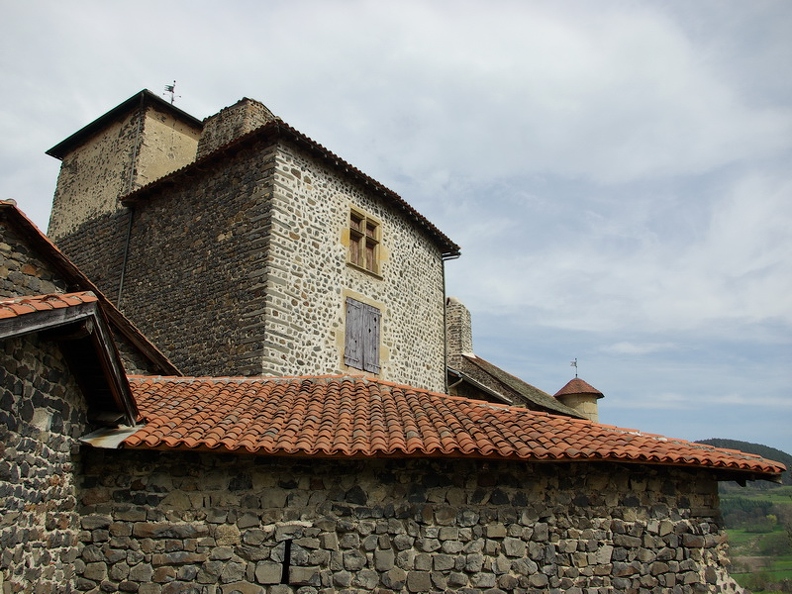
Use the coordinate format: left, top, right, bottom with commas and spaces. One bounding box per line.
555, 377, 603, 399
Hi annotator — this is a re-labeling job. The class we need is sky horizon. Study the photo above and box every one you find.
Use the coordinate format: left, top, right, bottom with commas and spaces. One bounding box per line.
2, 1, 790, 457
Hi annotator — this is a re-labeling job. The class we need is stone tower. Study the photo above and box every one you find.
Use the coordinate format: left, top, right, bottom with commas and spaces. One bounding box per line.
46, 90, 203, 296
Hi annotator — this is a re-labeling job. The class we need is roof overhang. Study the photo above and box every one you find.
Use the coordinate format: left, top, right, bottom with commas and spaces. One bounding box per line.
0, 293, 138, 427
46, 89, 203, 160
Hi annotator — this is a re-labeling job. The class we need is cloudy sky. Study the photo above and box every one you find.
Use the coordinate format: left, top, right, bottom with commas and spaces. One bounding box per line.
2, 1, 790, 455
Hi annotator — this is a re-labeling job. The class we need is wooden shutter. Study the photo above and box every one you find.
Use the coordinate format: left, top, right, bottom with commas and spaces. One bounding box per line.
344, 297, 363, 369
344, 298, 380, 373
361, 303, 380, 373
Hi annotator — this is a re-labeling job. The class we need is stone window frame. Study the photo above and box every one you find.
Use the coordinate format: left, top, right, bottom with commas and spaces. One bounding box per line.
347, 207, 382, 277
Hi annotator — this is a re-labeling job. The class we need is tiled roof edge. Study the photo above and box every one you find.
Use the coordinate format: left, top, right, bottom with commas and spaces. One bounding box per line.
121, 120, 460, 257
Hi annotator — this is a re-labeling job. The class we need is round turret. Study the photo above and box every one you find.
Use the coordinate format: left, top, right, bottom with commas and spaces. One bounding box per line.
554, 377, 604, 422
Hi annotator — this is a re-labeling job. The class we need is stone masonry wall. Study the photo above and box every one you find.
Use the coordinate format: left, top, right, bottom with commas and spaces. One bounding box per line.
75, 450, 746, 594
117, 138, 278, 376
0, 212, 164, 377
266, 144, 447, 392
0, 334, 89, 592
1, 215, 71, 299
136, 105, 201, 189
48, 112, 141, 243
88, 132, 448, 386
196, 99, 277, 160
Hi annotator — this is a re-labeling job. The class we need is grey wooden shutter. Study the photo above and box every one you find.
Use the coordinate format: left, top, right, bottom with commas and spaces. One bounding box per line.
361, 303, 380, 373
344, 297, 363, 369
345, 298, 381, 373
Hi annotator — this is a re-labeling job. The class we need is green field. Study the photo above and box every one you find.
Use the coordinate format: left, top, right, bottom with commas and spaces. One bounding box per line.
695, 439, 791, 592
722, 491, 792, 593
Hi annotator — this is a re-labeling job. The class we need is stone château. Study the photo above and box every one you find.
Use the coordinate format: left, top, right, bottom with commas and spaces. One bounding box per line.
0, 90, 785, 593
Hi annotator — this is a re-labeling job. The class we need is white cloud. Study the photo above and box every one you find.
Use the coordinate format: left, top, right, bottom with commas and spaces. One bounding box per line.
601, 342, 677, 356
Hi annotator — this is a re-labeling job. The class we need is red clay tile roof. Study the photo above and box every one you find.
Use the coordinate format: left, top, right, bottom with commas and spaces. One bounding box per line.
555, 377, 604, 399
124, 375, 785, 479
0, 292, 99, 319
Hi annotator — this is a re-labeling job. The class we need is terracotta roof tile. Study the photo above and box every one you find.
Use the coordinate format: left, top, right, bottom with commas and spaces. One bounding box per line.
124, 375, 785, 479
0, 292, 98, 319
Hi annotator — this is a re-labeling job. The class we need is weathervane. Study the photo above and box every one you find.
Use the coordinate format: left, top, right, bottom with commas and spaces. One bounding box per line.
570, 357, 578, 378
163, 80, 179, 105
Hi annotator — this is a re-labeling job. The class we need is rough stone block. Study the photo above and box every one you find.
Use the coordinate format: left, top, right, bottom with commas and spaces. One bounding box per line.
407, 570, 432, 592
255, 561, 281, 585
289, 566, 321, 586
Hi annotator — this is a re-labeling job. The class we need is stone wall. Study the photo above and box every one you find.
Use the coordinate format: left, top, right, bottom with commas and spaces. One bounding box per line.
196, 99, 277, 160
267, 143, 446, 391
117, 138, 278, 376
0, 334, 89, 592
136, 104, 202, 189
74, 450, 746, 594
48, 112, 141, 242
1, 212, 166, 377
86, 133, 447, 388
445, 297, 473, 371
0, 215, 70, 298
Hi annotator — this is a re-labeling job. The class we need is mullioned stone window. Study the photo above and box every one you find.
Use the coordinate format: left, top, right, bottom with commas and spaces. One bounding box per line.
348, 208, 380, 275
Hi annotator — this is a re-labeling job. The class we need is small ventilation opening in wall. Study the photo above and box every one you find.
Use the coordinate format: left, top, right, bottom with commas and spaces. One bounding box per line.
280, 539, 292, 584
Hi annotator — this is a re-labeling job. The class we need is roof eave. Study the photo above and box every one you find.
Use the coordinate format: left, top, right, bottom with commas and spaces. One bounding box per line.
117, 441, 785, 482
46, 89, 203, 160
121, 120, 461, 257
0, 297, 138, 426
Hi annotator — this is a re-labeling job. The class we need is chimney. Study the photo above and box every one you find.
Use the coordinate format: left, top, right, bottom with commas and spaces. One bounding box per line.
446, 297, 473, 370
554, 378, 604, 422
196, 98, 278, 159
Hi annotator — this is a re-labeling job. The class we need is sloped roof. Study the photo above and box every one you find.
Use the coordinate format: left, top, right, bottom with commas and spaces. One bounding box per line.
0, 292, 138, 426
454, 354, 583, 417
123, 375, 785, 481
122, 118, 460, 258
0, 201, 180, 375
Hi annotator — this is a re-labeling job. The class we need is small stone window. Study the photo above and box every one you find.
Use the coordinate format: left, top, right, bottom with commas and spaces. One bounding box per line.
344, 297, 380, 373
348, 209, 380, 275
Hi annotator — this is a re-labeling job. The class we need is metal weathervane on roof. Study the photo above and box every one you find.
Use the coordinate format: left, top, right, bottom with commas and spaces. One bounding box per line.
163, 80, 180, 105
570, 357, 578, 378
